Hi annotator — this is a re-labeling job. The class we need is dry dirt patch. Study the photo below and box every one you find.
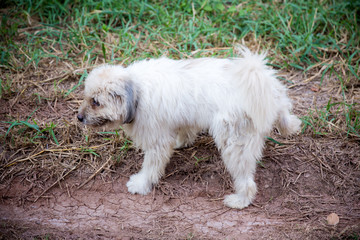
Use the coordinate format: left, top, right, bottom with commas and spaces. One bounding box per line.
1, 135, 359, 239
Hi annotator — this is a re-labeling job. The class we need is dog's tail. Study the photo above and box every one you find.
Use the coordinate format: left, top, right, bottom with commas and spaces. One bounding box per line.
235, 46, 301, 135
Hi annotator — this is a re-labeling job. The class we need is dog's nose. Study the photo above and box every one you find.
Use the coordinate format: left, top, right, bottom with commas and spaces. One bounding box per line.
77, 114, 84, 122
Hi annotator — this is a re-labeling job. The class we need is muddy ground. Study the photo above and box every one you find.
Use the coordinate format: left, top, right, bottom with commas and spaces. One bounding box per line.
0, 69, 359, 239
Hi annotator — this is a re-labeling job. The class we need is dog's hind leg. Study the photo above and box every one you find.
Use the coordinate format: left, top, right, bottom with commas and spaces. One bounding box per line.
212, 119, 265, 209
174, 127, 200, 149
126, 138, 175, 195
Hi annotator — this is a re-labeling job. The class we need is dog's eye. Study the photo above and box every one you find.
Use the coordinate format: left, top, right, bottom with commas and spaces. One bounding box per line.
92, 98, 100, 107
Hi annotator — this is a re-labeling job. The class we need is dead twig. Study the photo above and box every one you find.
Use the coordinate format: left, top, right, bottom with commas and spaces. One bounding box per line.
2, 143, 110, 168
39, 67, 94, 83
77, 156, 112, 189
34, 162, 79, 202
10, 85, 28, 109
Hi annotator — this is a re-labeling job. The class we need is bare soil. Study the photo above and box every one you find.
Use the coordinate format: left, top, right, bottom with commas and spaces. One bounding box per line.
0, 70, 359, 239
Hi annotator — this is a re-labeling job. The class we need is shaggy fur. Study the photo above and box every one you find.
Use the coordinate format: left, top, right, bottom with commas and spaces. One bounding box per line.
77, 47, 301, 209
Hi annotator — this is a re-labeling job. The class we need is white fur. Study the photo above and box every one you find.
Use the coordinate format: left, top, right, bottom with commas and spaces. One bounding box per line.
78, 46, 301, 209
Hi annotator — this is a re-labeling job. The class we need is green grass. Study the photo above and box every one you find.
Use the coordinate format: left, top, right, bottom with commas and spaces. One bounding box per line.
302, 100, 360, 137
193, 155, 210, 166
2, 0, 358, 66
64, 70, 88, 96
0, 74, 15, 98
96, 130, 133, 162
5, 116, 60, 145
0, 0, 359, 138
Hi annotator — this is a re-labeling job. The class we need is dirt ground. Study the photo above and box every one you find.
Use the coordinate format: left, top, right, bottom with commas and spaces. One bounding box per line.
0, 68, 359, 239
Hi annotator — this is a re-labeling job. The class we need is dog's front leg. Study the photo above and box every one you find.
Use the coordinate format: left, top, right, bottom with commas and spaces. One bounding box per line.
126, 145, 173, 195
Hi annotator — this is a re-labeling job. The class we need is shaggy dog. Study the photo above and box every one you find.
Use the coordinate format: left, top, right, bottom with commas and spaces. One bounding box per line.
77, 47, 301, 209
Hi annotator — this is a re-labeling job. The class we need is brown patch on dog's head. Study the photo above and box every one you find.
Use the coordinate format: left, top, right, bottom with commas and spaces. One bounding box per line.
77, 65, 139, 129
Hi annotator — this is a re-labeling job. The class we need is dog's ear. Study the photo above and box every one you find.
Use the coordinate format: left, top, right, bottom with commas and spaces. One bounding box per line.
110, 80, 138, 124
123, 80, 138, 124
110, 73, 139, 124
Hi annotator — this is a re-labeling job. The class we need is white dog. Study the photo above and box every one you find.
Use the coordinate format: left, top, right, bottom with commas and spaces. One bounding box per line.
77, 47, 301, 209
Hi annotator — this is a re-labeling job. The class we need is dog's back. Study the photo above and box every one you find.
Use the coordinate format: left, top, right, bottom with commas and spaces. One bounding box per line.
126, 50, 300, 136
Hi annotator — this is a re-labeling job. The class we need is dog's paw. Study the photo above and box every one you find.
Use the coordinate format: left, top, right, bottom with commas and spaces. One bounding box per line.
223, 194, 252, 209
126, 173, 152, 195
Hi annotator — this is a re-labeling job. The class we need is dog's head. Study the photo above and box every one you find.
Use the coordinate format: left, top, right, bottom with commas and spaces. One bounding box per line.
77, 65, 138, 128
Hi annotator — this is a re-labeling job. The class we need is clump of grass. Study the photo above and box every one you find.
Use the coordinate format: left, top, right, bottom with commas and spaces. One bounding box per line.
98, 130, 133, 160
0, 75, 15, 99
302, 99, 360, 138
193, 155, 210, 166
4, 118, 59, 145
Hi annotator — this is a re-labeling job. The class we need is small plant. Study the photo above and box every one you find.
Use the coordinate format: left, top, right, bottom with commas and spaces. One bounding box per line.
0, 76, 15, 99
302, 99, 360, 137
193, 155, 210, 166
32, 93, 49, 104
4, 109, 60, 145
64, 70, 88, 97
41, 122, 59, 145
5, 119, 60, 145
266, 137, 283, 146
186, 232, 195, 240
81, 147, 100, 157
97, 130, 133, 162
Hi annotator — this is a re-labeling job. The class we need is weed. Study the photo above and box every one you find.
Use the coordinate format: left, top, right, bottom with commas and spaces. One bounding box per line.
5, 119, 42, 139
3, 107, 61, 145
33, 93, 49, 104
266, 137, 283, 146
98, 130, 133, 162
193, 155, 210, 166
81, 147, 100, 157
4, 119, 60, 145
302, 100, 360, 137
186, 232, 195, 240
0, 75, 15, 99
64, 70, 88, 97
41, 122, 59, 145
